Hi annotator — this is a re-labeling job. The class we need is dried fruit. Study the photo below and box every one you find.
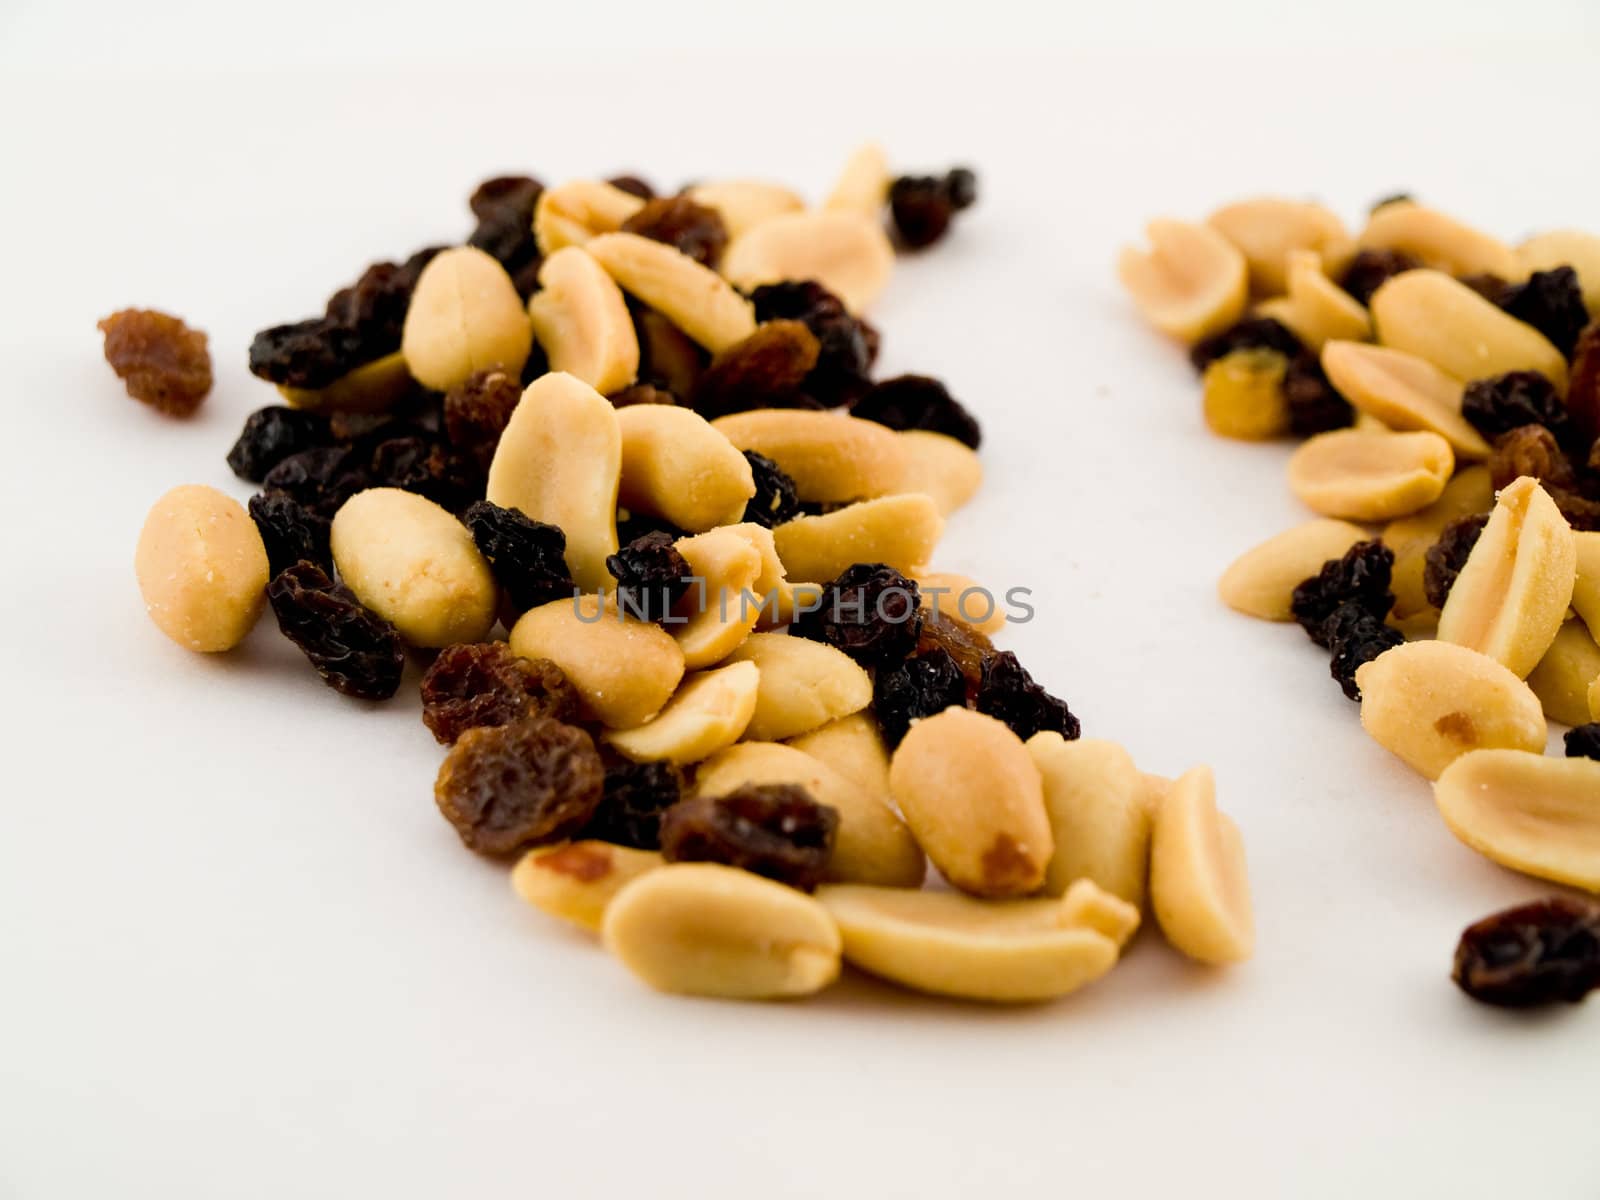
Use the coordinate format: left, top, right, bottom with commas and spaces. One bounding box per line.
1566, 724, 1600, 761
1486, 424, 1576, 493
620, 195, 728, 268
888, 168, 977, 250
97, 308, 212, 416
789, 562, 922, 668
1282, 353, 1356, 436
367, 435, 481, 514
1462, 370, 1571, 444
1200, 349, 1290, 440
914, 610, 994, 701
468, 175, 544, 296
1289, 540, 1396, 648
434, 715, 605, 855
748, 281, 874, 408
851, 374, 981, 449
1452, 895, 1600, 1008
689, 321, 821, 419
225, 406, 333, 482
462, 500, 576, 613
444, 368, 523, 475
740, 450, 800, 529
633, 306, 708, 399
266, 560, 405, 700
1498, 266, 1590, 359
1423, 513, 1490, 609
1457, 273, 1511, 305
659, 784, 839, 892
1323, 602, 1405, 700
1338, 248, 1422, 307
419, 642, 578, 745
874, 648, 967, 747
582, 759, 685, 850
608, 384, 676, 407
604, 530, 692, 623
1568, 319, 1600, 452
261, 445, 369, 519
1188, 316, 1305, 373
606, 174, 655, 200
248, 491, 332, 577
974, 650, 1080, 742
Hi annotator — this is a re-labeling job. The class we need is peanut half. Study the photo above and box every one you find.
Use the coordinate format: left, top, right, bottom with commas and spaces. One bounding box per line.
1570, 531, 1600, 638
686, 180, 806, 239
1148, 765, 1254, 966
668, 526, 764, 668
585, 232, 755, 353
511, 842, 665, 933
1320, 341, 1489, 460
135, 484, 268, 653
823, 143, 890, 218
1383, 465, 1495, 629
1205, 197, 1351, 296
616, 405, 754, 533
400, 246, 533, 392
1253, 250, 1369, 352
525, 246, 639, 395
784, 712, 892, 800
603, 660, 760, 764
895, 429, 983, 516
721, 210, 896, 313
1218, 518, 1370, 621
1286, 428, 1453, 521
1117, 219, 1248, 343
711, 409, 907, 503
772, 493, 944, 582
534, 179, 647, 255
915, 570, 1007, 636
509, 595, 684, 729
1027, 734, 1152, 907
1356, 202, 1523, 281
721, 632, 873, 742
1525, 619, 1600, 727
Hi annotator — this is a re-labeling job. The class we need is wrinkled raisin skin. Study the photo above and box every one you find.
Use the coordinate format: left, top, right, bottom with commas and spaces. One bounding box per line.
1284, 354, 1356, 436
915, 610, 994, 702
1453, 896, 1600, 1008
262, 445, 371, 519
660, 784, 839, 892
1189, 317, 1305, 374
888, 168, 977, 250
875, 648, 967, 748
620, 196, 728, 268
1462, 371, 1571, 444
852, 374, 982, 449
690, 321, 820, 419
748, 281, 873, 409
226, 406, 332, 482
1322, 603, 1404, 701
420, 643, 578, 745
1290, 540, 1395, 648
98, 309, 212, 416
1498, 266, 1590, 359
1423, 514, 1490, 610
444, 369, 522, 475
434, 716, 604, 856
1564, 724, 1600, 761
266, 561, 406, 700
581, 759, 685, 850
606, 174, 655, 200
741, 451, 800, 529
790, 563, 922, 668
1487, 425, 1576, 493
974, 650, 1080, 741
249, 492, 332, 577
1568, 319, 1600, 453
1339, 248, 1421, 307
463, 501, 575, 613
605, 531, 692, 623
468, 176, 544, 296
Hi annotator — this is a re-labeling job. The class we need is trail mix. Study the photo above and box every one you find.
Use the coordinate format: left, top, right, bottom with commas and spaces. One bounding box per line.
1121, 196, 1600, 1008
119, 148, 1255, 1005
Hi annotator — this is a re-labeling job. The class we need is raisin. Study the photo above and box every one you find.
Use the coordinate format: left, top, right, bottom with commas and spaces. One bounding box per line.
434, 715, 604, 856
468, 176, 544, 295
1290, 540, 1395, 648
606, 174, 655, 200
974, 650, 1080, 741
851, 374, 982, 449
1188, 316, 1305, 374
740, 450, 800, 529
444, 368, 522, 475
97, 309, 212, 416
420, 642, 578, 744
1487, 424, 1576, 492
1368, 192, 1414, 213
1452, 895, 1600, 1008
915, 610, 994, 701
1338, 248, 1422, 307
689, 320, 820, 418
470, 175, 544, 220
1283, 353, 1356, 436
462, 500, 575, 613
368, 435, 481, 514
1322, 602, 1404, 701
888, 168, 978, 250
1565, 724, 1600, 761
875, 648, 967, 748
1568, 319, 1600, 453
581, 759, 685, 850
633, 306, 708, 398
789, 562, 922, 668
1498, 266, 1590, 359
266, 561, 406, 700
225, 406, 333, 482
748, 281, 873, 408
1457, 273, 1511, 305
608, 383, 678, 407
261, 445, 370, 518
1423, 513, 1490, 609
620, 196, 728, 268
1462, 371, 1571, 444
249, 492, 332, 577
325, 250, 440, 345
605, 531, 692, 623
659, 784, 839, 892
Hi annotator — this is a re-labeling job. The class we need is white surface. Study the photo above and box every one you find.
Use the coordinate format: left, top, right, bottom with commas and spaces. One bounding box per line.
2, 16, 1598, 1200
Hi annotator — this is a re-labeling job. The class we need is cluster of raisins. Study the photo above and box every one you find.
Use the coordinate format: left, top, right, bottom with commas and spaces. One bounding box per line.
1189, 315, 1354, 437
1290, 541, 1404, 700
660, 784, 839, 892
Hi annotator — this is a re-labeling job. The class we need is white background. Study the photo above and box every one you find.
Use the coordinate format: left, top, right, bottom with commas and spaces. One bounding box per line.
2, 3, 1598, 1197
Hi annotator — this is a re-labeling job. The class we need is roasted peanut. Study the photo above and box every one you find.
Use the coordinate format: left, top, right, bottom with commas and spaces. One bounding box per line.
772, 493, 943, 583
1435, 750, 1600, 892
586, 232, 756, 353
1516, 229, 1600, 311
1526, 619, 1600, 727
602, 863, 841, 1000
784, 712, 892, 800
710, 409, 907, 503
896, 429, 982, 515
668, 527, 763, 668
485, 371, 621, 593
1357, 202, 1522, 280
889, 707, 1052, 898
1355, 641, 1547, 779
279, 350, 411, 414
400, 246, 533, 391
721, 633, 873, 742
135, 484, 269, 653
1254, 250, 1370, 351
1218, 518, 1370, 621
915, 571, 1006, 636
1287, 428, 1453, 521
1570, 531, 1600, 638
1384, 465, 1495, 629
1058, 878, 1142, 948
817, 884, 1125, 1003
525, 246, 639, 395
1117, 219, 1248, 343
1436, 476, 1576, 677
1205, 197, 1352, 295
533, 179, 646, 255
823, 143, 890, 218
603, 660, 760, 764
509, 595, 684, 728
721, 210, 896, 313
1320, 341, 1489, 460
329, 488, 497, 648
1148, 766, 1253, 966
616, 405, 754, 533
720, 521, 809, 630
686, 180, 806, 239
1592, 676, 1600, 722
511, 842, 665, 933
1027, 734, 1152, 907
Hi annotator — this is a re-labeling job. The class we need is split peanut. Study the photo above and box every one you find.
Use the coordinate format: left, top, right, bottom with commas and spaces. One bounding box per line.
616, 405, 755, 533
509, 595, 684, 729
711, 409, 908, 503
603, 660, 760, 764
511, 842, 665, 932
135, 484, 269, 653
721, 210, 896, 313
525, 246, 639, 395
1286, 427, 1453, 521
585, 232, 756, 353
401, 246, 534, 392
1149, 766, 1254, 966
1117, 219, 1248, 343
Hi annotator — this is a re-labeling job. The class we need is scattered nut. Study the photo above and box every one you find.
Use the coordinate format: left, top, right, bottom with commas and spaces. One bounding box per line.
914, 570, 1007, 637
1286, 427, 1453, 521
784, 712, 892, 800
1435, 750, 1600, 892
135, 484, 269, 653
722, 632, 873, 742
616, 405, 755, 532
772, 493, 944, 582
1218, 518, 1370, 621
1357, 202, 1522, 280
1205, 197, 1352, 295
603, 660, 760, 764
1383, 465, 1496, 629
710, 409, 908, 503
533, 179, 647, 255
1117, 219, 1248, 343
278, 351, 414, 415
895, 429, 983, 515
1320, 341, 1489, 460
686, 180, 806, 239
586, 232, 756, 353
525, 246, 639, 395
1526, 619, 1600, 727
1148, 765, 1254, 966
1027, 734, 1152, 907
721, 211, 896, 313
667, 526, 764, 668
509, 595, 685, 729
400, 246, 534, 392
511, 841, 665, 932
1058, 877, 1142, 948
1254, 250, 1370, 351
823, 142, 890, 217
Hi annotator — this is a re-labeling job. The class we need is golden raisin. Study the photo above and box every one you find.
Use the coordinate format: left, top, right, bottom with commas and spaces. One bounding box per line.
1201, 348, 1291, 440
98, 308, 212, 416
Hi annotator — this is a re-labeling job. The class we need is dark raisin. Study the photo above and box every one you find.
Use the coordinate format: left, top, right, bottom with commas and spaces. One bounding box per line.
1498, 266, 1590, 359
368, 435, 481, 514
633, 306, 707, 397
659, 784, 838, 892
1368, 192, 1414, 213
1188, 316, 1305, 373
1457, 273, 1511, 305
606, 174, 655, 200
1462, 371, 1571, 443
605, 531, 692, 623
581, 759, 685, 850
225, 406, 333, 482
888, 168, 977, 250
434, 716, 604, 855
463, 500, 575, 613
620, 196, 727, 268
444, 368, 522, 475
468, 176, 543, 294
1339, 248, 1422, 307
249, 492, 332, 577
470, 175, 544, 221
266, 561, 405, 700
261, 445, 370, 518
1565, 724, 1600, 761
1423, 514, 1490, 609
915, 610, 994, 702
748, 281, 873, 408
852, 374, 982, 449
97, 309, 212, 416
945, 167, 978, 211
974, 650, 1079, 741
420, 642, 578, 744
875, 648, 967, 748
1568, 319, 1600, 453
325, 252, 440, 346
249, 318, 363, 389
1283, 353, 1356, 436
740, 450, 800, 529
1487, 424, 1576, 492
789, 563, 922, 668
1290, 540, 1395, 648
689, 320, 820, 418
1452, 895, 1600, 1008
608, 383, 678, 407
520, 339, 550, 385
1322, 603, 1404, 701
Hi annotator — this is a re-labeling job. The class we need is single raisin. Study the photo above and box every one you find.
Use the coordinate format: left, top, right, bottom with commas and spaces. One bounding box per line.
420, 642, 578, 744
659, 784, 839, 892
888, 168, 978, 250
1368, 192, 1414, 213
790, 562, 922, 668
1457, 273, 1511, 305
633, 306, 708, 399
748, 281, 873, 408
368, 435, 481, 514
249, 492, 332, 577
620, 196, 728, 268
689, 320, 821, 419
605, 531, 692, 623
580, 759, 685, 850
607, 383, 678, 407
225, 406, 333, 482
434, 715, 605, 855
468, 176, 543, 294
875, 648, 967, 748
1423, 513, 1490, 609
740, 450, 800, 529
470, 175, 544, 221
463, 500, 575, 613
444, 368, 523, 474
1452, 895, 1600, 1008
1290, 540, 1395, 648
852, 374, 982, 449
974, 650, 1080, 741
1284, 353, 1356, 436
1339, 248, 1422, 307
1487, 424, 1576, 492
1498, 266, 1590, 359
1567, 319, 1600, 453
915, 610, 994, 702
97, 309, 212, 416
1322, 602, 1404, 701
1462, 371, 1571, 444
1564, 724, 1600, 761
606, 174, 655, 200
945, 167, 978, 211
266, 561, 406, 700
261, 445, 370, 519
1188, 316, 1305, 373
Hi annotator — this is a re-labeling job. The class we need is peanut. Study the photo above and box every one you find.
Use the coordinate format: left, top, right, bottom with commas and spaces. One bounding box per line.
1570, 531, 1600, 639
1286, 428, 1453, 521
721, 632, 873, 742
1253, 250, 1370, 352
721, 210, 896, 313
668, 526, 764, 668
1059, 878, 1142, 948
134, 484, 269, 653
1320, 341, 1489, 460
686, 180, 805, 239
1148, 766, 1253, 966
1027, 734, 1152, 907
915, 571, 1007, 636
509, 595, 684, 729
823, 143, 890, 218
1525, 619, 1600, 727
400, 246, 533, 391
616, 405, 755, 533
896, 429, 983, 515
525, 246, 639, 395
1435, 750, 1600, 892
1117, 219, 1248, 343
784, 712, 891, 800
1383, 465, 1495, 629
1205, 197, 1352, 295
585, 232, 756, 353
772, 493, 944, 582
511, 842, 665, 933
533, 179, 646, 255
710, 409, 907, 503
1218, 518, 1370, 621
1357, 202, 1522, 280
279, 350, 412, 414
603, 660, 760, 764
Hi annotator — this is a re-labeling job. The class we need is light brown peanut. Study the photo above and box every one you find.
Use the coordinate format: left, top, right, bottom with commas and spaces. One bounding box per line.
1205, 197, 1352, 295
400, 246, 533, 391
533, 179, 646, 255
721, 633, 872, 742
721, 210, 895, 313
135, 484, 268, 653
511, 842, 665, 933
603, 661, 760, 764
823, 143, 890, 217
1357, 202, 1523, 280
585, 232, 756, 353
1570, 531, 1600, 639
686, 180, 806, 239
1383, 465, 1496, 629
915, 571, 1007, 636
1286, 428, 1453, 521
1148, 765, 1254, 966
1027, 734, 1152, 907
773, 493, 944, 583
1320, 341, 1489, 459
1058, 878, 1142, 948
525, 246, 639, 395
1435, 750, 1600, 892
1254, 250, 1369, 351
668, 527, 764, 668
1217, 518, 1370, 621
784, 712, 892, 800
1117, 219, 1248, 342
711, 409, 908, 503
279, 350, 412, 414
896, 429, 982, 515
1526, 619, 1600, 727
616, 405, 755, 532
509, 595, 685, 728
719, 522, 808, 630
1517, 229, 1600, 311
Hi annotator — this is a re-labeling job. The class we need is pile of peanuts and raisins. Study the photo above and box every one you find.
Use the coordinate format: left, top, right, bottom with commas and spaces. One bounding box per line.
113, 147, 1256, 1005
1121, 197, 1600, 1007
